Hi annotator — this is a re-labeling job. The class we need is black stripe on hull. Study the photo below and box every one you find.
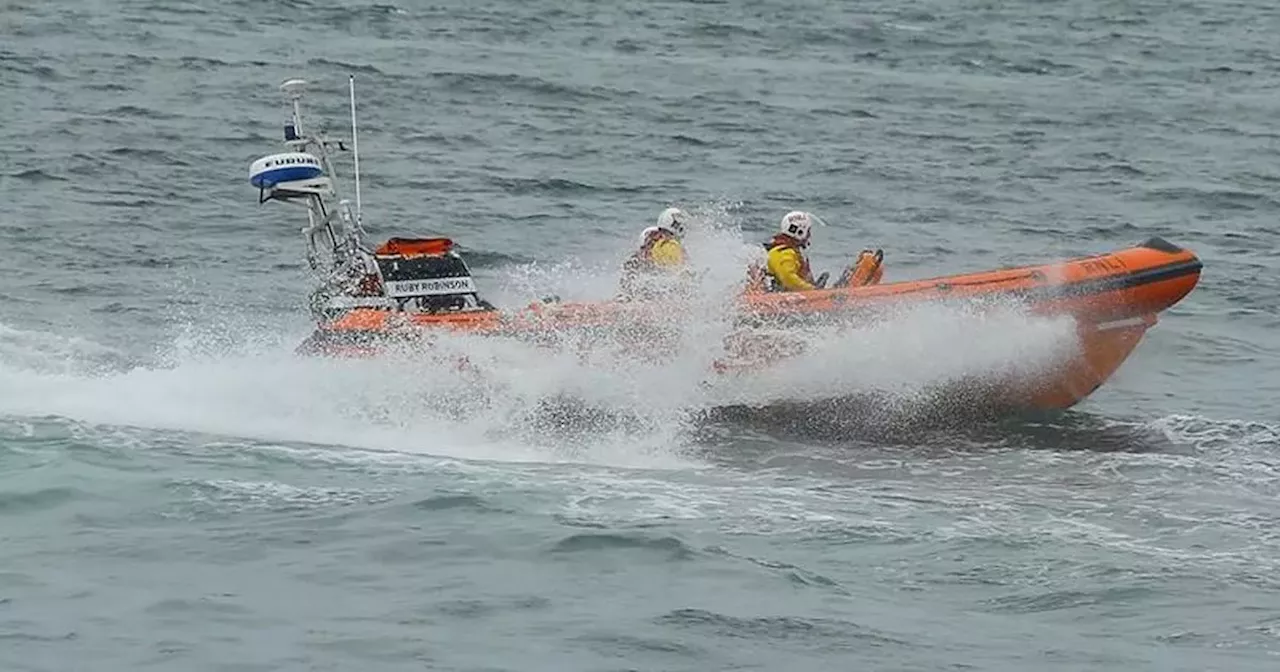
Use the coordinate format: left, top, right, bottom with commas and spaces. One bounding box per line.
745, 256, 1202, 326
1020, 257, 1203, 302
827, 256, 1203, 305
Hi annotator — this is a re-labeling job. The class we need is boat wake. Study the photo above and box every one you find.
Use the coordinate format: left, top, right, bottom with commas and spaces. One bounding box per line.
0, 268, 1267, 473
234, 77, 1195, 447
0, 274, 1085, 472
0, 210, 1101, 468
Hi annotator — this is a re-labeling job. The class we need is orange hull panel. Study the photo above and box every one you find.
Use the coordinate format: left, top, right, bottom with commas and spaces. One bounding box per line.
1018, 314, 1156, 410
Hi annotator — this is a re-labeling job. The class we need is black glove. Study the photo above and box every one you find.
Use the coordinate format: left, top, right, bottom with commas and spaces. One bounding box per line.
814, 272, 829, 289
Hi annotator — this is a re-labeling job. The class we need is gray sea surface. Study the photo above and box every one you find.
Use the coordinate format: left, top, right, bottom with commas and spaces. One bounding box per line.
2, 0, 1279, 670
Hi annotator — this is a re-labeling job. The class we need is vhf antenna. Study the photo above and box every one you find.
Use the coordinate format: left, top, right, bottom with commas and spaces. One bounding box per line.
349, 74, 362, 228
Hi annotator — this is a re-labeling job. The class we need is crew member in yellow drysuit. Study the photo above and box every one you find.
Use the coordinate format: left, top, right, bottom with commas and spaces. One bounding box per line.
748, 210, 884, 292
630, 207, 687, 269
764, 210, 822, 291
620, 207, 689, 297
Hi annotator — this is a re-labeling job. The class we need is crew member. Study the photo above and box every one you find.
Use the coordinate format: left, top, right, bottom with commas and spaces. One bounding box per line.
628, 207, 687, 271
764, 210, 822, 291
620, 207, 689, 297
754, 211, 886, 292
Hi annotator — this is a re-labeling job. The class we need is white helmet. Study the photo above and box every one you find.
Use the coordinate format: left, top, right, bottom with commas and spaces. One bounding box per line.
638, 225, 661, 245
656, 207, 687, 238
779, 210, 825, 246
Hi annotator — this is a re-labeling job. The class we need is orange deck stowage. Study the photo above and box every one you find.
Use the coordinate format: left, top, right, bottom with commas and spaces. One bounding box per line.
373, 237, 454, 257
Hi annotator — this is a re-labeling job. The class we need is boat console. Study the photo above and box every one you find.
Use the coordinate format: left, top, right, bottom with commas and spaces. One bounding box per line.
368, 237, 495, 314
247, 77, 496, 320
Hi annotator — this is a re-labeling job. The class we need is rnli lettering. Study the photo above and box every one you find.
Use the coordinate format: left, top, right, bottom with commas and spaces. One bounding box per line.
1081, 257, 1123, 274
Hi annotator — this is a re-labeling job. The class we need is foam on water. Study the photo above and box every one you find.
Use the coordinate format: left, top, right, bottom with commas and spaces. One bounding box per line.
6, 0, 1280, 667
0, 321, 135, 375
0, 206, 1099, 469
704, 301, 1081, 407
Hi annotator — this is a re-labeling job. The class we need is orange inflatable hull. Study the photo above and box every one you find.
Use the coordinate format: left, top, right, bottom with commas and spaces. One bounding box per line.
300, 237, 1201, 411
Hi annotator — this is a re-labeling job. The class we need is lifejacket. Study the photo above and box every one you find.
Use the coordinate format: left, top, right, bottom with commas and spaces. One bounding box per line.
763, 235, 816, 291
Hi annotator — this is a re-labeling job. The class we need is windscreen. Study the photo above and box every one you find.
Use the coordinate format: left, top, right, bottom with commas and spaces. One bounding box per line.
375, 254, 477, 298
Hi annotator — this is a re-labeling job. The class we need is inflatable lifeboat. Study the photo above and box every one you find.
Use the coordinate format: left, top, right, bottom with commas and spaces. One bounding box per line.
249, 77, 1202, 412
298, 235, 1201, 410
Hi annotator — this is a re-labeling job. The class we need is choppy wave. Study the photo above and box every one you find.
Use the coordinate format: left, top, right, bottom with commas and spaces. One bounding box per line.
4, 0, 1278, 666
